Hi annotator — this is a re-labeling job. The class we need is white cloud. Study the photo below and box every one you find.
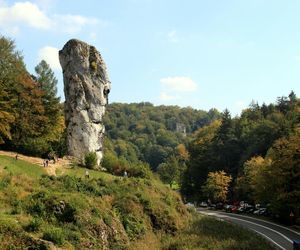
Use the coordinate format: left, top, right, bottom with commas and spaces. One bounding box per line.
38, 46, 61, 70
159, 92, 177, 101
167, 30, 178, 43
160, 76, 197, 92
0, 1, 103, 35
33, 0, 57, 10
53, 14, 100, 34
0, 1, 51, 29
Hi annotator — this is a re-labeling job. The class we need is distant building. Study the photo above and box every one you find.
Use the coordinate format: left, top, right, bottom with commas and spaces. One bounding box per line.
176, 123, 186, 136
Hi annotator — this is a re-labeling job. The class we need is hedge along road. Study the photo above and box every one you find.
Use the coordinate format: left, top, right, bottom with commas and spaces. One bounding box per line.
198, 209, 300, 250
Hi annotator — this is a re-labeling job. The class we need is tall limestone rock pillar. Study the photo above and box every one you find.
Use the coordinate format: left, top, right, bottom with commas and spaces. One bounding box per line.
59, 39, 111, 165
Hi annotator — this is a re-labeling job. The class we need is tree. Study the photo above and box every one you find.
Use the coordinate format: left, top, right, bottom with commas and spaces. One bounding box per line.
175, 144, 189, 162
0, 36, 25, 144
145, 145, 172, 170
157, 157, 180, 186
33, 60, 65, 151
0, 80, 15, 143
34, 60, 58, 97
0, 37, 65, 156
264, 132, 300, 222
181, 120, 221, 201
212, 109, 241, 176
236, 156, 271, 203
202, 171, 232, 202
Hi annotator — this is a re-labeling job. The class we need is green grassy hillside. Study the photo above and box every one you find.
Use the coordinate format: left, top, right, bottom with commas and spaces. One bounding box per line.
0, 155, 188, 249
0, 155, 274, 250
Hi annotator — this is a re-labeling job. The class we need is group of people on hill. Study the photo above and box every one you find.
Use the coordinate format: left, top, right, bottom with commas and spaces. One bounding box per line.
42, 152, 58, 167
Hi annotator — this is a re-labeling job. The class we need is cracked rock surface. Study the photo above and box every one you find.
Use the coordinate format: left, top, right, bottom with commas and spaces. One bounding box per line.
59, 39, 111, 165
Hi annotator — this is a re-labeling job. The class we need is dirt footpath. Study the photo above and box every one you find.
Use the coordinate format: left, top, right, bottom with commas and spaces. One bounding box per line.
0, 150, 71, 176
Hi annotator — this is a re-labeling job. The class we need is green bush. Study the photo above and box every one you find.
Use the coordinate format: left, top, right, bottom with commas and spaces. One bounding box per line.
11, 199, 22, 214
24, 218, 42, 232
102, 152, 151, 178
42, 226, 65, 246
65, 230, 81, 244
84, 152, 98, 169
0, 174, 12, 189
26, 192, 48, 217
122, 214, 145, 239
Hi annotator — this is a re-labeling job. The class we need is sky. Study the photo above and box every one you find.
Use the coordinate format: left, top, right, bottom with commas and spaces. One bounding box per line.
1, 0, 300, 116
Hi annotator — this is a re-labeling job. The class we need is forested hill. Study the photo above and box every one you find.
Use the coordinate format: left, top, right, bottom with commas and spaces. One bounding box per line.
181, 92, 300, 223
103, 102, 221, 170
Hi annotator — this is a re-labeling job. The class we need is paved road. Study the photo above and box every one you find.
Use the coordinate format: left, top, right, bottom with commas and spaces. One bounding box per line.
198, 209, 300, 250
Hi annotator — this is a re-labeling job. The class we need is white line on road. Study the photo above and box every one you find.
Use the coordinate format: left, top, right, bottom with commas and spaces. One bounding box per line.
218, 211, 300, 237
223, 216, 293, 244
252, 229, 286, 250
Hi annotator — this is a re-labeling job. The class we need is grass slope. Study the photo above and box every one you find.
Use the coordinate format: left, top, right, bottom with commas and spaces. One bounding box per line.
0, 155, 274, 250
0, 155, 46, 178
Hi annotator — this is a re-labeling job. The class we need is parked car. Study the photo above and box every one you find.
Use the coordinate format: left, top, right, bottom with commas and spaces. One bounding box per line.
216, 202, 224, 210
208, 204, 216, 210
244, 205, 255, 214
225, 205, 237, 213
237, 206, 245, 213
231, 206, 239, 213
199, 201, 208, 207
254, 207, 267, 215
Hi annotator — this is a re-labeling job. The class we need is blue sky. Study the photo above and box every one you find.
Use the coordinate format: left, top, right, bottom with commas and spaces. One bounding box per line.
1, 0, 300, 115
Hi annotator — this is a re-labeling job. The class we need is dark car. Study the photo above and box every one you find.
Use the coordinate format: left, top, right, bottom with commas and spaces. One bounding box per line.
216, 202, 224, 210
225, 205, 234, 212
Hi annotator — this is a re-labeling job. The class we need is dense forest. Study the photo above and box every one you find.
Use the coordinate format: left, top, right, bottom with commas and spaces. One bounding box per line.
103, 103, 220, 170
182, 93, 300, 223
0, 35, 299, 225
102, 93, 300, 223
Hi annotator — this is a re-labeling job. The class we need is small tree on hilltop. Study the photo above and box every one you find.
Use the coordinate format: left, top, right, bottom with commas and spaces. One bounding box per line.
157, 156, 180, 187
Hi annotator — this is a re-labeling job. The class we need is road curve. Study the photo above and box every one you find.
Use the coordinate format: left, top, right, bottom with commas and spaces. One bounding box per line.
198, 209, 300, 250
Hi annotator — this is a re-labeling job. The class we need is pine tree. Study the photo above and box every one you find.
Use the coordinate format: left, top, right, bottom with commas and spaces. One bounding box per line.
35, 60, 58, 97
34, 60, 64, 144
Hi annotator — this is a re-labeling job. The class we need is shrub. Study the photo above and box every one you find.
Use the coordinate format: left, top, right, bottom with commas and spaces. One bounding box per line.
11, 199, 22, 215
102, 152, 151, 178
24, 218, 42, 232
84, 152, 98, 169
122, 214, 145, 239
65, 230, 81, 244
90, 61, 97, 71
42, 226, 65, 246
0, 174, 12, 189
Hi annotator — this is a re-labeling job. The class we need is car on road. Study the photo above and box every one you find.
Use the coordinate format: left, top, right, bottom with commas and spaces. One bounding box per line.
254, 207, 267, 215
199, 201, 208, 207
225, 205, 238, 213
216, 202, 224, 210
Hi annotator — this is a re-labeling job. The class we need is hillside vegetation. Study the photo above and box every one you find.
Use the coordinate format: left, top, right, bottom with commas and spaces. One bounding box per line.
0, 35, 292, 248
0, 155, 274, 249
0, 155, 188, 249
182, 94, 300, 224
103, 102, 220, 171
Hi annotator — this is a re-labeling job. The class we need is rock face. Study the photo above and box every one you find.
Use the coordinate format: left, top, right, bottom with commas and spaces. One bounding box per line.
59, 39, 111, 165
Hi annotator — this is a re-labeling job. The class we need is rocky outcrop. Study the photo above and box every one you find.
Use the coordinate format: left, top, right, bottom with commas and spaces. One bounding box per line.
59, 39, 111, 165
